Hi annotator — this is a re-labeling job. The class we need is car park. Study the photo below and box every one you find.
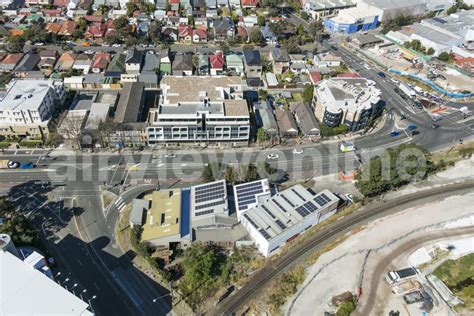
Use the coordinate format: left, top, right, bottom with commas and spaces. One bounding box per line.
267, 153, 279, 160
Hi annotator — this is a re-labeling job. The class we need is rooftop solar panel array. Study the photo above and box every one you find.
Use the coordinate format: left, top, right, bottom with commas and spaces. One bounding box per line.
291, 188, 307, 202
235, 181, 265, 211
259, 228, 271, 240
194, 181, 226, 204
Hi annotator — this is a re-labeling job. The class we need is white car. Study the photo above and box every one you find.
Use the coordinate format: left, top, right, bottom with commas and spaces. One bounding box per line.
267, 153, 279, 160
293, 148, 304, 155
112, 44, 121, 48
390, 78, 398, 84
363, 64, 371, 70
34, 42, 44, 46
164, 153, 176, 158
84, 50, 94, 54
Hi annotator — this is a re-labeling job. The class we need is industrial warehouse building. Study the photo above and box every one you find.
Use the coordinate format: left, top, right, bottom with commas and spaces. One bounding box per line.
233, 179, 272, 220
313, 77, 382, 132
239, 185, 340, 257
324, 0, 454, 33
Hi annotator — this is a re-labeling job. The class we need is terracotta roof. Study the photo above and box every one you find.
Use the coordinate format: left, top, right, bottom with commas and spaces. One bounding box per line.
85, 15, 104, 23
209, 52, 224, 69
47, 22, 62, 34
91, 53, 110, 70
59, 21, 76, 35
242, 0, 258, 6
9, 29, 24, 37
2, 53, 24, 65
236, 26, 248, 37
178, 25, 192, 37
193, 28, 207, 39
53, 0, 68, 6
309, 71, 321, 84
86, 23, 106, 37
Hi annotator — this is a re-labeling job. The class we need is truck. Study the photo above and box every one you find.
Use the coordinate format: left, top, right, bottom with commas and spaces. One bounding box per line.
385, 267, 419, 285
399, 83, 416, 99
0, 160, 20, 169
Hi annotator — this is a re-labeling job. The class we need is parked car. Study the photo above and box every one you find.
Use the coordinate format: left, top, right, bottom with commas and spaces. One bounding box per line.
411, 130, 420, 136
292, 148, 304, 155
41, 155, 56, 161
390, 131, 401, 137
267, 153, 279, 160
378, 72, 385, 78
432, 124, 440, 129
164, 153, 176, 158
407, 125, 417, 130
400, 113, 406, 120
19, 162, 35, 169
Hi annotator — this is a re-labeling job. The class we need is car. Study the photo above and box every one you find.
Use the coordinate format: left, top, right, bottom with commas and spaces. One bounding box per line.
84, 50, 94, 54
363, 64, 371, 70
164, 153, 176, 158
407, 124, 417, 130
411, 130, 420, 136
432, 114, 442, 122
112, 44, 121, 48
19, 162, 35, 169
432, 124, 440, 129
34, 180, 51, 186
34, 42, 44, 46
267, 153, 279, 160
400, 113, 406, 120
390, 131, 401, 137
394, 88, 400, 94
378, 72, 386, 78
41, 155, 56, 161
390, 78, 398, 84
340, 142, 356, 152
293, 148, 304, 155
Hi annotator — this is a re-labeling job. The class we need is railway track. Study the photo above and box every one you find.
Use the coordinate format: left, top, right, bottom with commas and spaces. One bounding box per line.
212, 181, 474, 315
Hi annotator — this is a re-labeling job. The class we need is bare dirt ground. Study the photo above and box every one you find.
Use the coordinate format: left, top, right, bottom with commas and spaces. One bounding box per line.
284, 189, 474, 315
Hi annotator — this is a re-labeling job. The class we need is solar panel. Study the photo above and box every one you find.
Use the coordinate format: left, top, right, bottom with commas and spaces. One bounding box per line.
295, 205, 310, 217
320, 193, 332, 203
195, 200, 225, 210
281, 194, 295, 207
259, 228, 271, 240
244, 214, 259, 229
261, 204, 276, 219
235, 181, 266, 211
195, 209, 214, 216
275, 219, 287, 230
272, 199, 288, 213
291, 188, 307, 202
314, 195, 328, 207
303, 201, 318, 213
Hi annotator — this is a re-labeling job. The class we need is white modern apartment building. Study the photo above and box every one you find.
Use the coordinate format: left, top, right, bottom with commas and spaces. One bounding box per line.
240, 185, 339, 257
147, 76, 250, 145
313, 77, 381, 132
0, 79, 65, 140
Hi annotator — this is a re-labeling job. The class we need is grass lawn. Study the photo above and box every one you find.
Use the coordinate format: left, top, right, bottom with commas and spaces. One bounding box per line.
433, 253, 474, 311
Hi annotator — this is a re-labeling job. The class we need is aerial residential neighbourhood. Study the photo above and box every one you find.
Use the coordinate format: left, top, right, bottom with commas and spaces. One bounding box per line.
0, 0, 474, 314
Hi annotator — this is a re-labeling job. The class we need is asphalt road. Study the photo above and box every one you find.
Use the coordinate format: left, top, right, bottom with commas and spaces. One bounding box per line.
4, 33, 473, 316
212, 181, 474, 315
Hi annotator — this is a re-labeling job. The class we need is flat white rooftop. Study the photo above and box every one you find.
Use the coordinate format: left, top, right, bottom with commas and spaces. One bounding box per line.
0, 250, 92, 315
0, 80, 54, 112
